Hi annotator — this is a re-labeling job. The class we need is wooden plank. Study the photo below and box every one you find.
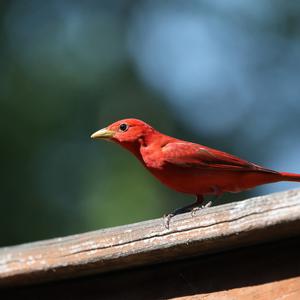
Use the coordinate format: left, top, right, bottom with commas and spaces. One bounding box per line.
1, 189, 300, 287
192, 277, 300, 300
2, 237, 300, 299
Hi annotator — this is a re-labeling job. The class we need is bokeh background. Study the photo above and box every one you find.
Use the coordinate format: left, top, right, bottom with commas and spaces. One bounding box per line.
1, 0, 300, 247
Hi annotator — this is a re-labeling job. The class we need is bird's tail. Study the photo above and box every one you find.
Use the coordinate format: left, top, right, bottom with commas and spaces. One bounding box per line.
280, 172, 300, 182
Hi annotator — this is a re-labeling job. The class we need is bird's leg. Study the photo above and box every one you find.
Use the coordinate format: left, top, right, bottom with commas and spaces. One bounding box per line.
191, 195, 212, 215
191, 186, 221, 216
163, 195, 210, 229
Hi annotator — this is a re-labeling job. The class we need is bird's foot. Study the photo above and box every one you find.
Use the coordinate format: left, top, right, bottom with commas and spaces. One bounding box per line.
202, 200, 212, 208
163, 198, 213, 229
163, 213, 174, 229
163, 202, 204, 228
191, 201, 212, 216
191, 207, 200, 216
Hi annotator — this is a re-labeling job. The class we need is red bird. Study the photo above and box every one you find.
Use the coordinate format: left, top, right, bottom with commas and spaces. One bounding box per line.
91, 118, 300, 226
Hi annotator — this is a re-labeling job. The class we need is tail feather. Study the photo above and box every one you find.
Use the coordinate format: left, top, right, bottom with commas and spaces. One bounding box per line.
280, 172, 300, 182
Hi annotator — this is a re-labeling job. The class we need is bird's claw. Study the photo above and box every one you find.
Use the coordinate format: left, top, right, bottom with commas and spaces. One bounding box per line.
191, 207, 200, 216
163, 213, 174, 229
191, 201, 212, 216
164, 200, 213, 227
202, 201, 212, 208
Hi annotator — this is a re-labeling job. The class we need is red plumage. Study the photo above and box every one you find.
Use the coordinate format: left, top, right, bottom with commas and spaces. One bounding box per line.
91, 118, 300, 221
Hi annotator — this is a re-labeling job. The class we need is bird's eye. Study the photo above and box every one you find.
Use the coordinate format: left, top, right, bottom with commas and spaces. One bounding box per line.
119, 123, 128, 132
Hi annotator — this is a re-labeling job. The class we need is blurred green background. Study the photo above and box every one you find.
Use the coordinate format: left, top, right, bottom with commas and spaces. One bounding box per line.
1, 0, 300, 246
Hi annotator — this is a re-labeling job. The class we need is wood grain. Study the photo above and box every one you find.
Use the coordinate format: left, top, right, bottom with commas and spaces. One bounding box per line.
2, 237, 300, 299
1, 189, 300, 287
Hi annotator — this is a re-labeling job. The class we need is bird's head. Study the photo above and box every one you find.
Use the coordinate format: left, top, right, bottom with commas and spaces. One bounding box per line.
91, 118, 155, 146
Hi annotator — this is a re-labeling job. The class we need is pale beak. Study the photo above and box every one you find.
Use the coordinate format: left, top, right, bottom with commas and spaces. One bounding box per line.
90, 128, 115, 139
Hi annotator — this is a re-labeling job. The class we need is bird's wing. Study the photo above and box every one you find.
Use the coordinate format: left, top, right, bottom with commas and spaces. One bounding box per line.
161, 141, 273, 172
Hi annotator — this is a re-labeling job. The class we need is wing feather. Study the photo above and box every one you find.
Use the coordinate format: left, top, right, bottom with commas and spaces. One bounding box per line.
161, 142, 275, 172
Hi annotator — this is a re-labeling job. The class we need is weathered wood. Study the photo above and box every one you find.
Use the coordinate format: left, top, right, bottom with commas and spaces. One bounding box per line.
1, 189, 300, 287
2, 237, 300, 299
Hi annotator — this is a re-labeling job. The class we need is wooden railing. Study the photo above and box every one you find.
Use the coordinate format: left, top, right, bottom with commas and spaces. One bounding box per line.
1, 189, 300, 290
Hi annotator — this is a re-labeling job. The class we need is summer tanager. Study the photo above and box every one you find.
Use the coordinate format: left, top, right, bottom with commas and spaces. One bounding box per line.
91, 118, 300, 226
